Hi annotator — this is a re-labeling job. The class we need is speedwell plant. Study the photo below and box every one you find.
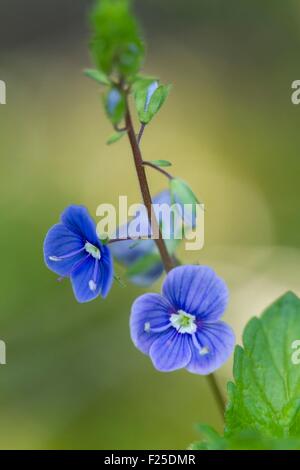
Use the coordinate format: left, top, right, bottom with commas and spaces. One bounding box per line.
43, 0, 300, 450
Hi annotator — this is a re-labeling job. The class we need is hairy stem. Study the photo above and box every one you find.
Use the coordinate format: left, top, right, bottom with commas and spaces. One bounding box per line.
125, 100, 174, 273
207, 373, 225, 418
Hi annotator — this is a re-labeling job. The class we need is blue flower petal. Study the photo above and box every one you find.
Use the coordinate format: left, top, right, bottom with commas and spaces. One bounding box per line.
110, 238, 156, 266
43, 223, 85, 276
149, 329, 192, 372
130, 294, 172, 355
71, 256, 101, 303
61, 205, 100, 247
99, 244, 114, 298
153, 189, 171, 208
186, 321, 235, 375
111, 190, 177, 287
129, 261, 164, 287
110, 230, 162, 288
162, 265, 228, 322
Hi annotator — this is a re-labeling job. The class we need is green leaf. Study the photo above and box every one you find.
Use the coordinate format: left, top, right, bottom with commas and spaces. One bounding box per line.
149, 159, 172, 167
126, 252, 161, 277
106, 131, 126, 145
134, 82, 171, 124
104, 88, 126, 125
192, 424, 226, 450
131, 75, 158, 92
146, 84, 171, 121
170, 178, 199, 205
169, 177, 200, 228
84, 68, 110, 86
89, 0, 144, 78
190, 428, 300, 450
134, 81, 154, 119
225, 292, 300, 439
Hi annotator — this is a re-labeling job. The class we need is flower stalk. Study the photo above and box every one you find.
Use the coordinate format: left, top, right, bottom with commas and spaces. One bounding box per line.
142, 161, 173, 180
207, 373, 225, 418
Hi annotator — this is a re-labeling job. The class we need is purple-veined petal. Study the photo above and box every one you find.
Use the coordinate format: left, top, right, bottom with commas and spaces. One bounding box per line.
162, 265, 229, 322
71, 256, 101, 303
99, 244, 114, 298
149, 328, 192, 372
43, 223, 85, 276
186, 321, 235, 375
130, 294, 173, 355
61, 205, 100, 247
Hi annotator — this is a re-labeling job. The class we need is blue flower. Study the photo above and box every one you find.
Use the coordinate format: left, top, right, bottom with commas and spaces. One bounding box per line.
43, 205, 114, 303
130, 265, 235, 374
110, 190, 179, 287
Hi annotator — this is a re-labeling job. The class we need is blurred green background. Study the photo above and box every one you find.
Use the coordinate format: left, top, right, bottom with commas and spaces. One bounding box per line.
0, 0, 300, 449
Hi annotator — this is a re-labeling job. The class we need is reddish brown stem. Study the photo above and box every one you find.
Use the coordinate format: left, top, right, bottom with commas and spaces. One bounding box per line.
125, 101, 174, 273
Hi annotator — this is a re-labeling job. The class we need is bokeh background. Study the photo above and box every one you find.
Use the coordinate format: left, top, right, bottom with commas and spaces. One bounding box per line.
0, 0, 300, 449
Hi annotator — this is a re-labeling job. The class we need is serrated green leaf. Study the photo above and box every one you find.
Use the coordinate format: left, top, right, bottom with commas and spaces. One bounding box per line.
195, 424, 226, 450
106, 131, 126, 145
225, 291, 300, 439
190, 428, 300, 450
126, 252, 161, 277
149, 159, 172, 167
84, 68, 110, 86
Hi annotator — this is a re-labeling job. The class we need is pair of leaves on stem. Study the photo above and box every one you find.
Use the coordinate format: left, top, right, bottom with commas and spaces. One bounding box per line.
85, 69, 171, 131
103, 78, 171, 128
191, 292, 300, 450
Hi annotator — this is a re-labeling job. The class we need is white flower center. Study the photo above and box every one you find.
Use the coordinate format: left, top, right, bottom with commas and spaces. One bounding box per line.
170, 310, 197, 334
85, 242, 101, 260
